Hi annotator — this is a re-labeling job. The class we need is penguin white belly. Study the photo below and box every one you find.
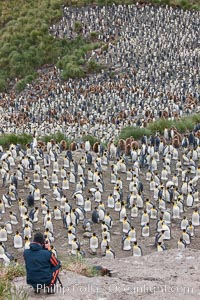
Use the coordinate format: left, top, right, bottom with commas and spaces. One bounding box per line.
123, 239, 131, 250
131, 208, 138, 218
14, 236, 23, 248
99, 209, 105, 221
150, 181, 155, 191
142, 226, 149, 237
136, 197, 143, 208
173, 207, 180, 219
129, 232, 136, 242
62, 180, 69, 190
141, 215, 149, 226
90, 239, 98, 250
114, 202, 121, 212
120, 209, 127, 222
120, 163, 126, 173
192, 214, 200, 226
151, 161, 157, 171
158, 199, 166, 210
186, 195, 193, 207
5, 222, 12, 234
123, 223, 130, 233
182, 233, 190, 245
54, 211, 62, 220
0, 231, 7, 242
133, 247, 142, 257
108, 198, 114, 208
34, 191, 40, 201
84, 201, 91, 212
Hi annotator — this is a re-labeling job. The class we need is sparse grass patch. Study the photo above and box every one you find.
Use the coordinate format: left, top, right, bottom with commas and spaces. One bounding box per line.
0, 280, 11, 300
87, 60, 103, 73
61, 255, 98, 277
1, 264, 26, 281
3, 285, 28, 300
0, 264, 27, 300
74, 21, 83, 33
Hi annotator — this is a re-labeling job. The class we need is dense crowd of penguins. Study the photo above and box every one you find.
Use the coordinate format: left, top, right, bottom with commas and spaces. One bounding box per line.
0, 128, 200, 265
0, 4, 199, 142
0, 4, 199, 266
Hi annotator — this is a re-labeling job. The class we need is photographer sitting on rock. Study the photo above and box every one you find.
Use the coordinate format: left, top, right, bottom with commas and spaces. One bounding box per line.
24, 232, 61, 294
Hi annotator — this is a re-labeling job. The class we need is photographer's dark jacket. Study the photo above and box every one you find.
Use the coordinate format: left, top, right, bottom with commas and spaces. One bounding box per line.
24, 242, 61, 288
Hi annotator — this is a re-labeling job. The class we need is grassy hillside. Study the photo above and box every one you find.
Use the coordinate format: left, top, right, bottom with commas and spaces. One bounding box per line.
0, 0, 101, 92
0, 0, 199, 92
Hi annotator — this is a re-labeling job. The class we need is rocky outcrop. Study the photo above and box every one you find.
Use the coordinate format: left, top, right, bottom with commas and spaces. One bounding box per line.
13, 248, 200, 300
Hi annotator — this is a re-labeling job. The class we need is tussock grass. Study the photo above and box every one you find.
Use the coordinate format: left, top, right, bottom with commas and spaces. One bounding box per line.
41, 132, 69, 144
0, 0, 199, 91
119, 113, 200, 140
81, 135, 99, 147
0, 134, 32, 148
0, 114, 199, 149
119, 127, 152, 140
0, 1, 103, 92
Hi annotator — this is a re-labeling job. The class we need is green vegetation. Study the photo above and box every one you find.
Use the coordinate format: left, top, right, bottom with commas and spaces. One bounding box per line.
0, 133, 32, 148
41, 132, 73, 146
119, 113, 200, 140
0, 113, 199, 149
61, 255, 101, 277
0, 256, 105, 299
0, 0, 102, 92
119, 127, 152, 140
0, 264, 27, 300
81, 134, 99, 147
0, 0, 199, 92
67, 0, 199, 8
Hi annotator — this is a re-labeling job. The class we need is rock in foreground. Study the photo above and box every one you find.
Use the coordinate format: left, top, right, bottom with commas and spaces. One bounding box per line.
13, 248, 200, 300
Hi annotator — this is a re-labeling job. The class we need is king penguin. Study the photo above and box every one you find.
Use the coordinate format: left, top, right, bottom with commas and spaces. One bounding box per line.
14, 231, 23, 249
89, 233, 99, 254
0, 225, 7, 242
104, 245, 115, 259
132, 241, 142, 257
